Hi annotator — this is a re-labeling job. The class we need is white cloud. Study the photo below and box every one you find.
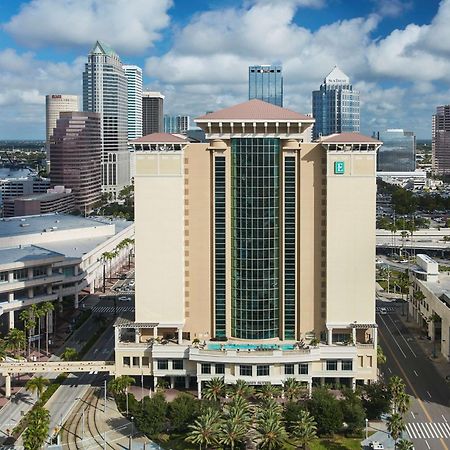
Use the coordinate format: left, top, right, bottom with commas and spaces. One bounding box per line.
2, 0, 173, 55
372, 0, 413, 18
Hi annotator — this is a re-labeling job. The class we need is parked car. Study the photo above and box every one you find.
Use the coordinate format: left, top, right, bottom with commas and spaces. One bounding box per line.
118, 296, 131, 302
369, 442, 384, 450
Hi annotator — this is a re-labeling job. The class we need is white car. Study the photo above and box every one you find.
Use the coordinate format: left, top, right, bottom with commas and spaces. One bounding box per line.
370, 442, 384, 450
118, 296, 131, 302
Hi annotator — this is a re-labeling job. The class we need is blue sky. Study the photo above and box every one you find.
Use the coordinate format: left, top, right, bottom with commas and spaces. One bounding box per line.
0, 0, 448, 139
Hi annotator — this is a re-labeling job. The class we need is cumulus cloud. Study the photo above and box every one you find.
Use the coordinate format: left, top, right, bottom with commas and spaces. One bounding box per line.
144, 0, 450, 138
2, 0, 173, 54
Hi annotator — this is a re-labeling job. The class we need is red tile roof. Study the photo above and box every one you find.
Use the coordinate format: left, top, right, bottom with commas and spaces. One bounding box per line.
320, 132, 381, 144
196, 99, 313, 121
131, 133, 187, 143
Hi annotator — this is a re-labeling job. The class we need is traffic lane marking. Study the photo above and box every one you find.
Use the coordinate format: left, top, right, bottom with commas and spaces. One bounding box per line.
386, 313, 417, 357
378, 313, 407, 358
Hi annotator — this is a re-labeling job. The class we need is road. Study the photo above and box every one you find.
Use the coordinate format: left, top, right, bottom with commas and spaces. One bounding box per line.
44, 326, 115, 444
377, 304, 450, 450
0, 313, 103, 444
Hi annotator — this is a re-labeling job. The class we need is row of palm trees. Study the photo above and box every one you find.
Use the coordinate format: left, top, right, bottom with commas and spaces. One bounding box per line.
186, 395, 316, 450
101, 238, 135, 279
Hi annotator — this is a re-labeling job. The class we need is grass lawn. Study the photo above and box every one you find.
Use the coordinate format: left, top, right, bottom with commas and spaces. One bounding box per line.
308, 436, 363, 450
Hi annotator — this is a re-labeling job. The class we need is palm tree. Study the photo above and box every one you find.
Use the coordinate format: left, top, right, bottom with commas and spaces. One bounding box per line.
254, 415, 287, 449
156, 378, 169, 392
25, 376, 50, 399
282, 378, 303, 402
219, 418, 248, 450
395, 391, 410, 415
0, 343, 7, 361
226, 395, 251, 425
389, 376, 406, 412
22, 406, 50, 450
35, 305, 45, 357
387, 413, 406, 444
256, 384, 281, 400
377, 345, 387, 366
40, 301, 54, 355
107, 375, 135, 397
61, 347, 78, 361
292, 410, 317, 449
5, 328, 26, 358
229, 379, 254, 399
19, 308, 36, 358
186, 408, 221, 449
396, 438, 414, 450
203, 376, 226, 402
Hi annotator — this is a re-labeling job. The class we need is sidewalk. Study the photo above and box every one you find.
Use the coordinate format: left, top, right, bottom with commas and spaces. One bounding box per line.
396, 308, 450, 381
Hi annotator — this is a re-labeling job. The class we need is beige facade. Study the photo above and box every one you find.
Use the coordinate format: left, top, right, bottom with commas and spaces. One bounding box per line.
119, 102, 380, 393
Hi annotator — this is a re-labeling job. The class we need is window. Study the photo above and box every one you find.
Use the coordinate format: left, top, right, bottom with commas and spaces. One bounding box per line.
326, 360, 338, 371
173, 359, 184, 370
358, 356, 363, 368
123, 356, 130, 367
342, 360, 353, 371
157, 359, 168, 370
132, 357, 140, 367
257, 365, 269, 376
240, 365, 252, 376
299, 363, 309, 375
367, 356, 373, 368
215, 363, 225, 374
13, 269, 28, 280
33, 266, 47, 278
284, 364, 294, 375
0, 272, 8, 283
201, 363, 211, 374
142, 357, 149, 367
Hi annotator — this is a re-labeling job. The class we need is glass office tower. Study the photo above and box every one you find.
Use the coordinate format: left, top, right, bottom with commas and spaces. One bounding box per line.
312, 66, 360, 140
376, 129, 416, 172
249, 65, 283, 106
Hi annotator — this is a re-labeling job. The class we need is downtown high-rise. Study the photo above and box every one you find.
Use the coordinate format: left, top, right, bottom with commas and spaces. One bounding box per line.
117, 99, 380, 395
376, 129, 416, 172
143, 91, 164, 135
432, 105, 450, 174
164, 114, 190, 134
248, 65, 283, 106
124, 65, 143, 140
83, 41, 129, 198
312, 66, 360, 140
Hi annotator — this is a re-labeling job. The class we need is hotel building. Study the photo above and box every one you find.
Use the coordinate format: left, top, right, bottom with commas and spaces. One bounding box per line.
117, 99, 380, 395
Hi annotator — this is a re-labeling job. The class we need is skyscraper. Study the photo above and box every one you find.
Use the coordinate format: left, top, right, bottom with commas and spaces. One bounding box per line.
117, 99, 380, 394
45, 94, 79, 164
164, 115, 190, 134
49, 112, 102, 213
312, 66, 360, 140
124, 65, 143, 140
83, 41, 129, 198
143, 91, 164, 135
432, 105, 450, 174
248, 65, 283, 106
376, 129, 416, 172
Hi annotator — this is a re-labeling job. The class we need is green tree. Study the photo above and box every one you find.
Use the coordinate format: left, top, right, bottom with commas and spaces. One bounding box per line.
219, 418, 248, 450
292, 410, 317, 449
186, 408, 221, 449
136, 392, 168, 437
5, 328, 26, 358
19, 308, 36, 358
254, 415, 287, 449
256, 383, 281, 400
389, 376, 407, 414
377, 345, 387, 366
387, 413, 406, 443
107, 375, 134, 397
361, 382, 391, 420
283, 402, 307, 432
229, 379, 254, 399
23, 406, 50, 450
283, 378, 304, 402
168, 393, 200, 432
60, 347, 78, 361
396, 438, 414, 450
203, 376, 226, 402
340, 389, 365, 435
308, 388, 343, 436
40, 301, 54, 355
25, 376, 50, 399
226, 394, 251, 425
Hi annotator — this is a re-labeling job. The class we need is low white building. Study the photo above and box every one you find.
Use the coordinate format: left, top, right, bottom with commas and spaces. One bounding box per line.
409, 254, 450, 360
0, 213, 134, 330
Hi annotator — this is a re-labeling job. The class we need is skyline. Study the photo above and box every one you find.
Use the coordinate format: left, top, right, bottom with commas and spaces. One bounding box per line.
0, 0, 448, 139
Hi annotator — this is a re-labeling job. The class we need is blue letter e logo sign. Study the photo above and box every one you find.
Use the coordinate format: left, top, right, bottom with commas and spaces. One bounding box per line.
334, 161, 345, 174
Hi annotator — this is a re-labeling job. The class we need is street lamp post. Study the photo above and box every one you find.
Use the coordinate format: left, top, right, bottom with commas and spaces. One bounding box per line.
129, 416, 134, 450
365, 418, 369, 440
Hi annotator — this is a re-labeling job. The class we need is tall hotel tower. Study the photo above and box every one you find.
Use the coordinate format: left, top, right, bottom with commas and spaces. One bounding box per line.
312, 66, 360, 140
83, 41, 129, 198
143, 92, 164, 135
117, 99, 380, 395
249, 65, 283, 106
432, 105, 450, 174
124, 65, 143, 140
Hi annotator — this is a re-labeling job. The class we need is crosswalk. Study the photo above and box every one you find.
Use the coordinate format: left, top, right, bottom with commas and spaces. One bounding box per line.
91, 305, 134, 313
406, 422, 450, 439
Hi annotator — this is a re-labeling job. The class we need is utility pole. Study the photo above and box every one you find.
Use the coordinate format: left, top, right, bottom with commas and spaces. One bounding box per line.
104, 379, 107, 413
